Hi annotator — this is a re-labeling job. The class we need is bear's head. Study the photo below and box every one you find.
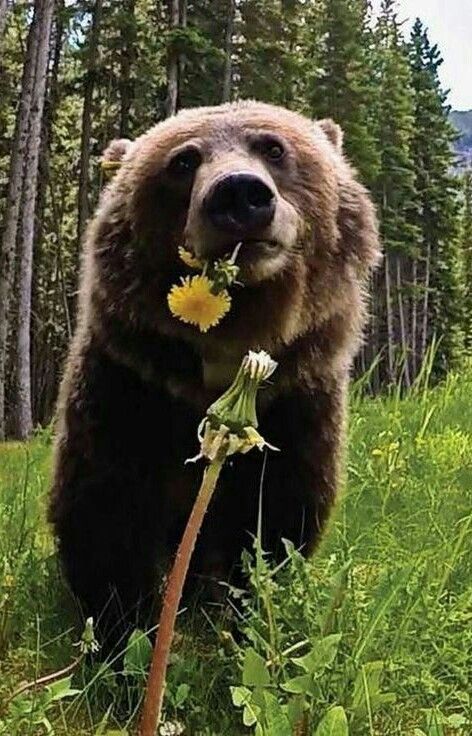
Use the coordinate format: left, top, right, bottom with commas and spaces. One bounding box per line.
87, 101, 380, 377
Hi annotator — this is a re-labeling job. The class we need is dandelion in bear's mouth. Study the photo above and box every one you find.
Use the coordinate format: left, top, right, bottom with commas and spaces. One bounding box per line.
167, 274, 231, 332
168, 242, 241, 332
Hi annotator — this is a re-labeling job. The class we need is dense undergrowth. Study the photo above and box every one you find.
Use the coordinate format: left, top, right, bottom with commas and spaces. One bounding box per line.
0, 368, 471, 735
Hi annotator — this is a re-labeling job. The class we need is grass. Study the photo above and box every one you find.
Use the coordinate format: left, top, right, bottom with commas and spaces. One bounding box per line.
0, 367, 471, 735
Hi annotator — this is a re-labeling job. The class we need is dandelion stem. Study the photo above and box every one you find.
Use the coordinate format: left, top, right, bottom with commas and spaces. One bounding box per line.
138, 457, 225, 736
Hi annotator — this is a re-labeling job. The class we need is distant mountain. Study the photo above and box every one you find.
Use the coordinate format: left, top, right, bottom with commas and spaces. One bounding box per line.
450, 110, 472, 169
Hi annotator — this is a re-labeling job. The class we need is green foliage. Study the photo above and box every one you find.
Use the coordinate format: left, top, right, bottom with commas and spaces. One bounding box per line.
0, 676, 81, 735
374, 1, 418, 256
307, 0, 380, 186
1, 368, 471, 734
314, 706, 349, 736
408, 19, 466, 375
461, 171, 472, 349
237, 0, 305, 108
2, 0, 470, 426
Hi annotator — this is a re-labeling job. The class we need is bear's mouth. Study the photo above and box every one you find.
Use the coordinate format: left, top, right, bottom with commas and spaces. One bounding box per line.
241, 238, 280, 252
186, 238, 282, 264
222, 238, 282, 262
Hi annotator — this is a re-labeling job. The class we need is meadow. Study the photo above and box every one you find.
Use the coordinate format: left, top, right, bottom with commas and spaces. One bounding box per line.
0, 366, 471, 735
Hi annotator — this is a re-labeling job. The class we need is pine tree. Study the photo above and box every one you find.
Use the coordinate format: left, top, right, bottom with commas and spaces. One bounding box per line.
462, 171, 472, 350
374, 0, 419, 385
77, 0, 103, 249
178, 0, 230, 109
0, 0, 43, 439
409, 20, 466, 376
236, 0, 304, 108
307, 0, 380, 187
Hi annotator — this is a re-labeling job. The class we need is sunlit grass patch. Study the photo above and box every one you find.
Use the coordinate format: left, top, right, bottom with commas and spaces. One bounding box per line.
0, 369, 470, 734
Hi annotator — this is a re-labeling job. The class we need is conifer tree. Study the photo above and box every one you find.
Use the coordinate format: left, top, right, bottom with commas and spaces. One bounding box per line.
462, 171, 472, 350
307, 0, 380, 187
409, 19, 465, 375
236, 0, 304, 108
374, 0, 418, 385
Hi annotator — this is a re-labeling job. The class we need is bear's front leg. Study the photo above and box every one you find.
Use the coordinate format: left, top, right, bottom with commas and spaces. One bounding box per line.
49, 340, 190, 652
258, 379, 346, 557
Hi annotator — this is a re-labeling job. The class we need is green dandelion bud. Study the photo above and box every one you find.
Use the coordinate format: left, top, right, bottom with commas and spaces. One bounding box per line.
76, 616, 100, 655
188, 350, 278, 463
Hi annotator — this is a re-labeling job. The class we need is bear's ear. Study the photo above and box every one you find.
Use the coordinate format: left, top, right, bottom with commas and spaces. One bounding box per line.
318, 119, 343, 152
101, 138, 133, 165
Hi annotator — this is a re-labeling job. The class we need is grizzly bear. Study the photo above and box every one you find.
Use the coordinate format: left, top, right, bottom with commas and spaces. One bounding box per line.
49, 101, 380, 648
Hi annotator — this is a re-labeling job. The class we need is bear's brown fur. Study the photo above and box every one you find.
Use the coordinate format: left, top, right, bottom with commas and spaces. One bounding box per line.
49, 101, 380, 648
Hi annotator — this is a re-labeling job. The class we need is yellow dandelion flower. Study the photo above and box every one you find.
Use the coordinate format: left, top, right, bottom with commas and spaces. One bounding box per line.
167, 275, 231, 332
178, 246, 203, 270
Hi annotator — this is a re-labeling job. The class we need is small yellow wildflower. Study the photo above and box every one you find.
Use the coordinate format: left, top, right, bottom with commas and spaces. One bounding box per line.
167, 275, 231, 333
178, 246, 204, 270
100, 160, 122, 172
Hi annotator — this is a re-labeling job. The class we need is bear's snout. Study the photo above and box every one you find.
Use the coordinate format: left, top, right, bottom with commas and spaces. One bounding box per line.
204, 172, 276, 236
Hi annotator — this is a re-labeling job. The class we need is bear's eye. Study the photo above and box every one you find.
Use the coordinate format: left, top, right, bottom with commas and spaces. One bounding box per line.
259, 138, 285, 163
167, 147, 202, 177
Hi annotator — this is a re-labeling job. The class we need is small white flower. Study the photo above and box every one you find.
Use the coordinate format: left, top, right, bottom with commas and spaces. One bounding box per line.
74, 616, 100, 654
242, 350, 277, 382
159, 720, 185, 736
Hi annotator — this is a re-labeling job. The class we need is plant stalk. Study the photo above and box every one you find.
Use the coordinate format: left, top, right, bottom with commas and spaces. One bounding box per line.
138, 457, 225, 736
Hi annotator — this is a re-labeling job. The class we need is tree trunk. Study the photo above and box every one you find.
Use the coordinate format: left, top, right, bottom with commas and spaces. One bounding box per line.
0, 2, 42, 439
0, 0, 8, 39
77, 0, 103, 250
119, 0, 136, 137
32, 0, 64, 426
222, 0, 235, 102
384, 252, 394, 384
370, 271, 380, 393
13, 0, 55, 440
420, 238, 432, 363
178, 0, 187, 100
411, 257, 418, 379
165, 0, 180, 117
396, 256, 410, 388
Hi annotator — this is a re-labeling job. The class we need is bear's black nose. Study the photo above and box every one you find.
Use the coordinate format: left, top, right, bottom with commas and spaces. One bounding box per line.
205, 173, 276, 234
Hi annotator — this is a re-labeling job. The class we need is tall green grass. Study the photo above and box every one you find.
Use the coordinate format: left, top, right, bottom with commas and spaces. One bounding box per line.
0, 367, 471, 735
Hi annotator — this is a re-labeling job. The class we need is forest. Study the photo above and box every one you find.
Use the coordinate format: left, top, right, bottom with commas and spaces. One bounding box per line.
0, 0, 471, 442
1, 3, 471, 735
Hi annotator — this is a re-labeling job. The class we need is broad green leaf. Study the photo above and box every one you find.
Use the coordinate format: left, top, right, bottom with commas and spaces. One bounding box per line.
46, 676, 81, 701
242, 647, 271, 687
243, 701, 261, 727
314, 705, 349, 736
263, 692, 292, 736
230, 685, 252, 708
123, 629, 152, 676
281, 674, 312, 694
292, 634, 342, 675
